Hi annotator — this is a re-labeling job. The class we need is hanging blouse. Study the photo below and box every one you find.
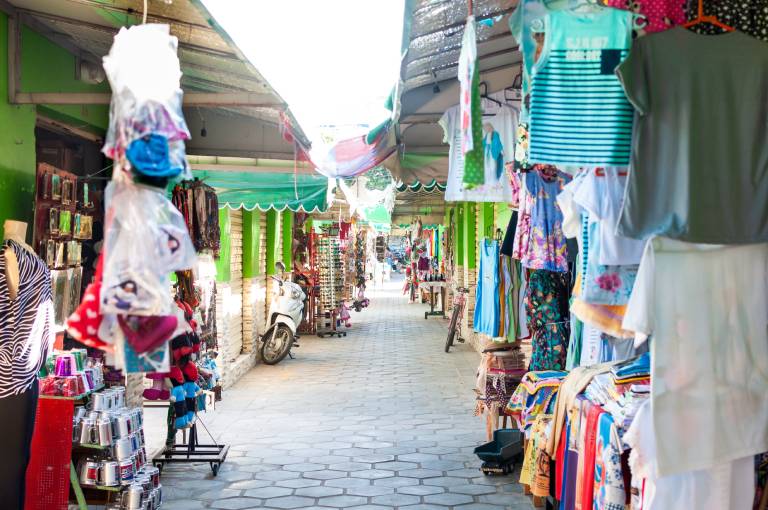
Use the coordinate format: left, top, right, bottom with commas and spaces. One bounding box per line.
0, 241, 54, 398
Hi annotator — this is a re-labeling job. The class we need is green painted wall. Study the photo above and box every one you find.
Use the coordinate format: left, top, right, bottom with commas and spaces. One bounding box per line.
21, 26, 110, 132
455, 204, 464, 266
496, 202, 512, 232
215, 209, 231, 282
478, 203, 494, 240
242, 210, 262, 278
0, 13, 38, 233
463, 202, 476, 269
281, 210, 293, 271
0, 14, 111, 233
265, 210, 279, 275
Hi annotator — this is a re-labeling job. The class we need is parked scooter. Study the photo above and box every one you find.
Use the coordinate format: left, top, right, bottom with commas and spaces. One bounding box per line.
260, 262, 306, 365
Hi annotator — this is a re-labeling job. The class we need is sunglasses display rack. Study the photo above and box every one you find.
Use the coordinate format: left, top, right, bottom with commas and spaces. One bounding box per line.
313, 233, 347, 338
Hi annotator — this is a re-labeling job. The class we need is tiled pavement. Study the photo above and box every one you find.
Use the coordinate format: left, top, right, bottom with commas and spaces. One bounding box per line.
152, 275, 533, 510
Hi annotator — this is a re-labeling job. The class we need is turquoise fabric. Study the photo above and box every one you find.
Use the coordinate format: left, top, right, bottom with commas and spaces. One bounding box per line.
529, 7, 634, 166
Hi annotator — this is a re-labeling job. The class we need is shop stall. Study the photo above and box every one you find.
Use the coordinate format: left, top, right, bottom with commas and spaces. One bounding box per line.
389, 0, 768, 508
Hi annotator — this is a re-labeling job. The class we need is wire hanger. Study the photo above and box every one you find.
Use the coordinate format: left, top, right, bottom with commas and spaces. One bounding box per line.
683, 0, 734, 31
479, 82, 503, 107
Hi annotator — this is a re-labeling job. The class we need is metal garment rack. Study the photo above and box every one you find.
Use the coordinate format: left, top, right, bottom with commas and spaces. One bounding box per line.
150, 402, 229, 476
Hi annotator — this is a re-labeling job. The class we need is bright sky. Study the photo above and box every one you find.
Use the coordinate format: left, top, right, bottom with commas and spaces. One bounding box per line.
202, 0, 405, 146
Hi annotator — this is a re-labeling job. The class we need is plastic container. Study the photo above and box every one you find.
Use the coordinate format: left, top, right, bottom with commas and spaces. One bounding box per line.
473, 428, 524, 463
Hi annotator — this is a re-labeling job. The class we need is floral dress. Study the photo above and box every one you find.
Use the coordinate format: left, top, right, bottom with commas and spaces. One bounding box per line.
513, 167, 571, 273
526, 269, 570, 371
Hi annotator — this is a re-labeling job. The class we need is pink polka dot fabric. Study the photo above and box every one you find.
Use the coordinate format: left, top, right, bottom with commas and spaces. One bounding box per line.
600, 0, 686, 33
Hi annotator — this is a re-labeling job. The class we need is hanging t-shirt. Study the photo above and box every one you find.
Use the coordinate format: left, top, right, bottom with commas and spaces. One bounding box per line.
624, 399, 755, 510
572, 168, 645, 265
440, 106, 514, 202
528, 7, 635, 166
623, 238, 768, 476
616, 28, 768, 243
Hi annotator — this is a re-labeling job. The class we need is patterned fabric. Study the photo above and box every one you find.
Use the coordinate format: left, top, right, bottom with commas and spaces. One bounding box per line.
458, 16, 477, 156
581, 213, 638, 306
595, 0, 686, 34
593, 413, 627, 510
508, 370, 566, 432
686, 0, 768, 41
529, 7, 635, 166
526, 269, 570, 371
0, 241, 54, 397
513, 168, 572, 272
463, 64, 485, 187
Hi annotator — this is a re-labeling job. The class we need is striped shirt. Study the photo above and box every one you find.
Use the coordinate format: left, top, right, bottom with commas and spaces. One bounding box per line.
0, 240, 54, 398
529, 8, 634, 166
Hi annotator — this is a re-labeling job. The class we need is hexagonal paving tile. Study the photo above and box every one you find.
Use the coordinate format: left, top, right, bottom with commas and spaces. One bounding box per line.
424, 492, 475, 506
446, 468, 483, 478
210, 497, 262, 509
450, 484, 498, 496
266, 496, 316, 509
456, 504, 508, 510
253, 470, 301, 481
350, 469, 395, 479
315, 441, 353, 449
421, 460, 466, 471
372, 476, 421, 488
374, 461, 418, 471
423, 476, 468, 487
398, 468, 443, 479
355, 454, 395, 463
192, 488, 242, 501
303, 469, 347, 480
295, 486, 344, 498
396, 485, 445, 496
271, 442, 312, 451
283, 462, 325, 472
316, 495, 368, 508
328, 461, 372, 471
309, 455, 350, 464
398, 453, 441, 463
346, 484, 396, 497
162, 499, 207, 510
243, 486, 293, 499
274, 478, 321, 488
371, 493, 421, 506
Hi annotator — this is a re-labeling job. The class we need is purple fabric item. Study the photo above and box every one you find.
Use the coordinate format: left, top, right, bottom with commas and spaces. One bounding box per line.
418, 256, 430, 271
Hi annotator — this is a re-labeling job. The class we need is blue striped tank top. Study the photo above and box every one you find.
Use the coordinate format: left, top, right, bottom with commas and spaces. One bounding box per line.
529, 7, 634, 166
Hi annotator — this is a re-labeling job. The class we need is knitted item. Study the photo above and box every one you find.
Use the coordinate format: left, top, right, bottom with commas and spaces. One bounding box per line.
170, 385, 189, 429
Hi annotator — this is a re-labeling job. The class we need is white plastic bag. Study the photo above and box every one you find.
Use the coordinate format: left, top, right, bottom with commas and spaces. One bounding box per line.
102, 24, 191, 180
101, 180, 197, 316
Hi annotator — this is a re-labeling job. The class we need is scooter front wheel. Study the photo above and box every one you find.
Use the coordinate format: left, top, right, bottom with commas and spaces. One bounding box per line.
261, 325, 294, 365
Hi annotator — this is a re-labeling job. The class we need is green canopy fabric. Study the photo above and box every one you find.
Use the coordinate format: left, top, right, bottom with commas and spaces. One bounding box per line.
192, 170, 330, 213
362, 204, 392, 224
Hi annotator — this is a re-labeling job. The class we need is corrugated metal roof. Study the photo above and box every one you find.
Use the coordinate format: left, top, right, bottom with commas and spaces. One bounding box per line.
2, 0, 311, 151
401, 0, 519, 92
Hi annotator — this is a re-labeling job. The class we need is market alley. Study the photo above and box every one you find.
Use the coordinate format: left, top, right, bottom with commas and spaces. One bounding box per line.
155, 276, 533, 510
